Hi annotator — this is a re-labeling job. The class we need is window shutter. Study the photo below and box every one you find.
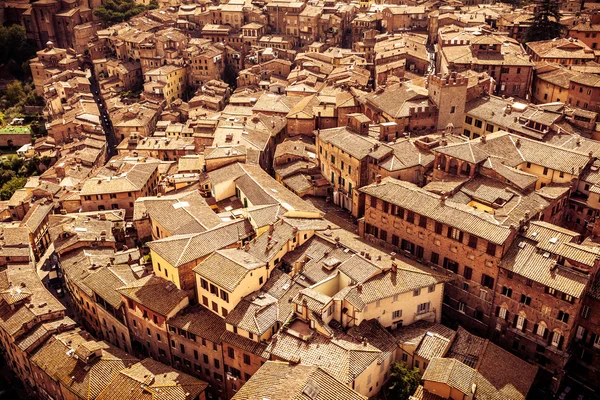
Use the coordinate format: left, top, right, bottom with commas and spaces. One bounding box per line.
589, 333, 597, 346
513, 315, 518, 328
458, 231, 464, 243
548, 332, 554, 345
558, 335, 564, 350
522, 319, 528, 332
495, 306, 500, 317
533, 324, 538, 335
543, 329, 549, 339
505, 311, 509, 321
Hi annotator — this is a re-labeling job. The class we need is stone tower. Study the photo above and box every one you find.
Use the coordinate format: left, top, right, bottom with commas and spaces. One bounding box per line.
427, 72, 468, 134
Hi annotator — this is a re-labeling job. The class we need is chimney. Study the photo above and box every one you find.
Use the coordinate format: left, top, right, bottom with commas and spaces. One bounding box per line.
481, 135, 487, 144
440, 191, 447, 204
357, 284, 363, 294
268, 224, 274, 234
391, 262, 398, 273
375, 174, 382, 184
244, 242, 250, 251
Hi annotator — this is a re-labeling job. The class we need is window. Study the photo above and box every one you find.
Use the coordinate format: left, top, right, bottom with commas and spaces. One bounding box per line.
406, 211, 415, 224
535, 324, 546, 337
214, 359, 220, 368
201, 279, 208, 290
475, 119, 483, 128
194, 350, 198, 360
203, 354, 209, 364
443, 258, 459, 273
501, 286, 512, 298
210, 284, 218, 295
180, 344, 185, 354
228, 347, 235, 358
465, 116, 473, 124
551, 331, 562, 348
468, 235, 478, 249
458, 302, 466, 313
450, 106, 456, 114
576, 325, 585, 340
413, 288, 421, 297
417, 302, 430, 315
582, 305, 591, 319
448, 227, 462, 242
516, 315, 525, 330
418, 215, 427, 228
486, 242, 496, 256
434, 222, 443, 234
546, 287, 556, 295
220, 290, 229, 302
157, 333, 161, 342
431, 252, 439, 265
428, 285, 435, 293
563, 293, 574, 303
520, 294, 532, 306
463, 266, 472, 280
243, 354, 251, 365
392, 310, 402, 319
557, 311, 569, 323
498, 307, 508, 320
543, 167, 549, 175
481, 274, 494, 289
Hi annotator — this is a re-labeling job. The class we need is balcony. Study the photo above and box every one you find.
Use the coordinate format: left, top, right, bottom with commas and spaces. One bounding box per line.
415, 307, 436, 322
571, 191, 589, 203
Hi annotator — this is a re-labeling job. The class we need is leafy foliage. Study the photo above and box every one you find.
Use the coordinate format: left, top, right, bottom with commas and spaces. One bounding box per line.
93, 0, 158, 23
0, 176, 26, 200
385, 362, 421, 400
525, 0, 564, 42
0, 155, 46, 200
0, 25, 38, 80
0, 81, 44, 121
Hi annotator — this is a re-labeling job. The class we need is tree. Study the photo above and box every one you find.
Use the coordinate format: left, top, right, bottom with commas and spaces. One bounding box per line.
385, 362, 421, 400
93, 0, 154, 24
0, 176, 26, 200
5, 81, 25, 107
525, 0, 564, 42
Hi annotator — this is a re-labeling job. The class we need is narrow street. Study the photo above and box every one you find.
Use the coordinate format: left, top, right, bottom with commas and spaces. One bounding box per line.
85, 68, 117, 158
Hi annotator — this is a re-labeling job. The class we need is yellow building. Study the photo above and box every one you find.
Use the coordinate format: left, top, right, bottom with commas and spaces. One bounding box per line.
144, 65, 187, 104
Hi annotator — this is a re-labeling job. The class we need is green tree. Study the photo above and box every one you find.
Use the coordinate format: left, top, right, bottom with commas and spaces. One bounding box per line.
5, 81, 25, 107
525, 0, 564, 42
385, 363, 421, 400
0, 176, 26, 200
93, 0, 153, 24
